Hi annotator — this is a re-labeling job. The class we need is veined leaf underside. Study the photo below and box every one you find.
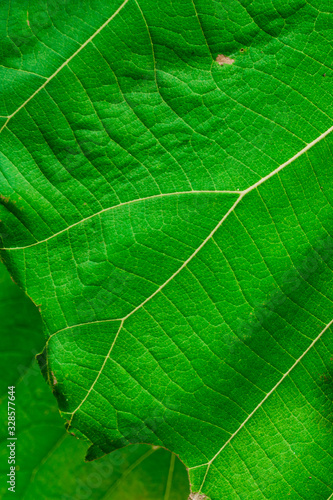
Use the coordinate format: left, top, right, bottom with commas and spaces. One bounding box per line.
1, 1, 333, 498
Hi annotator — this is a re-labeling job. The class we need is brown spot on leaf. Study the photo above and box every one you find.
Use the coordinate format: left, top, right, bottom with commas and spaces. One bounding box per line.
51, 371, 58, 386
216, 54, 235, 66
189, 494, 207, 500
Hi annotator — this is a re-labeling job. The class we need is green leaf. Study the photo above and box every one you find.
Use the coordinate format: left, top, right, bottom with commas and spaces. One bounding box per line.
0, 261, 43, 394
1, 1, 333, 498
0, 261, 189, 499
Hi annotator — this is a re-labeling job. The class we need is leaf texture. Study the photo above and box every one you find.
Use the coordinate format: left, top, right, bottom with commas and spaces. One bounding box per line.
1, 1, 333, 498
0, 262, 189, 499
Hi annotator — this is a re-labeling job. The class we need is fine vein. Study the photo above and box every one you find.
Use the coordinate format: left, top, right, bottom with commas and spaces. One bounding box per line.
0, 0, 130, 134
194, 317, 333, 494
0, 191, 240, 251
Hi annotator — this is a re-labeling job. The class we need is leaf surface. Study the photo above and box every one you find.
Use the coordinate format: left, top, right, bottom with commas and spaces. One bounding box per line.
1, 1, 333, 498
0, 262, 189, 499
